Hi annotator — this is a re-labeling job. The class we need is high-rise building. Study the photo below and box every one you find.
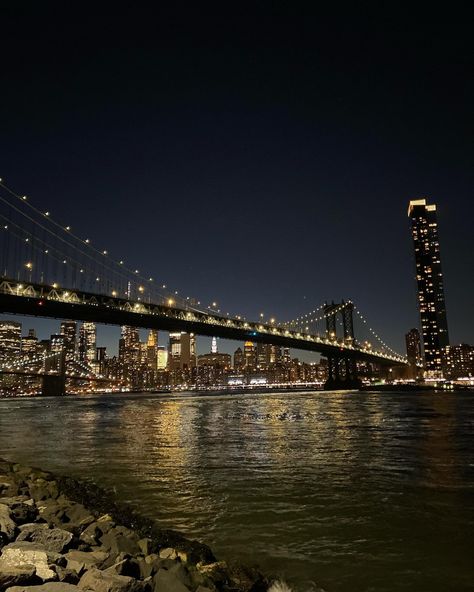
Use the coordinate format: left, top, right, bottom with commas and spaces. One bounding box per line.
157, 346, 168, 370
60, 321, 77, 366
146, 330, 159, 370
244, 341, 256, 371
168, 332, 196, 370
21, 330, 38, 360
443, 344, 474, 379
78, 322, 96, 364
119, 326, 140, 383
0, 321, 22, 365
405, 328, 422, 379
211, 337, 218, 354
408, 198, 449, 376
48, 334, 65, 372
233, 347, 244, 371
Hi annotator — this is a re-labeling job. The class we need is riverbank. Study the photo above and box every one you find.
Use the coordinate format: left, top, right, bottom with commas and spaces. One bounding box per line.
0, 458, 272, 591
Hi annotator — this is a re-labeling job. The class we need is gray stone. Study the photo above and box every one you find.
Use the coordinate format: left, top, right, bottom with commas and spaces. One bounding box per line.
17, 526, 73, 553
5, 584, 80, 591
79, 522, 100, 546
153, 569, 190, 592
104, 557, 141, 579
0, 503, 16, 542
63, 549, 109, 575
0, 541, 56, 581
0, 564, 38, 589
78, 566, 137, 591
158, 548, 177, 560
100, 530, 141, 556
137, 538, 151, 556
63, 504, 94, 529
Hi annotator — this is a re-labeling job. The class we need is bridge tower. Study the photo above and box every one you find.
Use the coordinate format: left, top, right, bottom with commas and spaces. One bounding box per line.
324, 300, 361, 390
42, 348, 66, 396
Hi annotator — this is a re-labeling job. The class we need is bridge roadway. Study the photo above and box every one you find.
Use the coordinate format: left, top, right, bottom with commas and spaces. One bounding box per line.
0, 278, 406, 367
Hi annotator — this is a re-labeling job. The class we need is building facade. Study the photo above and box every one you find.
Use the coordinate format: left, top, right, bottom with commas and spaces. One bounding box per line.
408, 198, 449, 376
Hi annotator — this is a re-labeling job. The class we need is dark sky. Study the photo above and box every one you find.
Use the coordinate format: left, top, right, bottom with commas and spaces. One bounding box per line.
1, 4, 472, 357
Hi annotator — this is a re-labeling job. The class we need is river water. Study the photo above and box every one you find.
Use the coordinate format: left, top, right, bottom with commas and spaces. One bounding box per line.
0, 390, 472, 591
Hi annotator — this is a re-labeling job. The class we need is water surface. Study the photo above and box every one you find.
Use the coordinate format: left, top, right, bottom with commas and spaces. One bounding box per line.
0, 390, 473, 591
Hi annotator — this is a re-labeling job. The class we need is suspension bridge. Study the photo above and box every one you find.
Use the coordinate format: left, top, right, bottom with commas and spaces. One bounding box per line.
0, 178, 408, 392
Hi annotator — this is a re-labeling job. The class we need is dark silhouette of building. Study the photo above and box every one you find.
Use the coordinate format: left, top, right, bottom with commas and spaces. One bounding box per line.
405, 328, 422, 378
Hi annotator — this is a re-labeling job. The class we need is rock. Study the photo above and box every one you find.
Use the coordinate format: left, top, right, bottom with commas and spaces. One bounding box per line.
63, 549, 109, 575
79, 522, 100, 546
137, 538, 151, 556
78, 567, 137, 591
153, 568, 191, 592
0, 565, 39, 589
28, 478, 59, 501
158, 548, 177, 560
100, 529, 141, 556
63, 504, 94, 529
0, 541, 57, 581
17, 525, 73, 553
0, 503, 16, 542
5, 584, 80, 591
104, 557, 141, 579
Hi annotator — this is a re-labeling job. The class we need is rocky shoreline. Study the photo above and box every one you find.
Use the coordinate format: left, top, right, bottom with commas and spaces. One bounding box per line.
0, 458, 273, 592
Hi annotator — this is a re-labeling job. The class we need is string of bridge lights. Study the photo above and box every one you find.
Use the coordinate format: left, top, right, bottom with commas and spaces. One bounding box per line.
0, 178, 238, 317
0, 350, 59, 371
353, 306, 405, 358
288, 300, 353, 329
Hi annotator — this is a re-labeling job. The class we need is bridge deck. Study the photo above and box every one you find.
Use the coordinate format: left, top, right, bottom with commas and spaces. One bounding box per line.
0, 279, 406, 366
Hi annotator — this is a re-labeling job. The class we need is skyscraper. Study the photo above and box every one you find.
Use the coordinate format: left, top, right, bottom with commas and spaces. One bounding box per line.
78, 322, 96, 364
408, 198, 450, 376
60, 321, 77, 366
405, 328, 422, 379
0, 321, 21, 365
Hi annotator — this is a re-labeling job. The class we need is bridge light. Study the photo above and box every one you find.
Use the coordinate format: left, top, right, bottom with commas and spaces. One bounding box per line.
270, 318, 275, 324
52, 283, 58, 288
45, 211, 50, 216
25, 262, 33, 270
103, 250, 108, 255
167, 298, 175, 306
112, 290, 117, 296
65, 226, 71, 231
138, 286, 144, 293
22, 195, 27, 200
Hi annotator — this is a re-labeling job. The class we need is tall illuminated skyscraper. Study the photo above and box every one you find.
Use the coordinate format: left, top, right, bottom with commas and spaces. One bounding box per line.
0, 321, 21, 365
60, 321, 77, 365
78, 322, 96, 364
408, 198, 449, 376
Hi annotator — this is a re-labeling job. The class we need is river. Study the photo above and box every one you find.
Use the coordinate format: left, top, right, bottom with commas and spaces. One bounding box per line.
0, 390, 472, 591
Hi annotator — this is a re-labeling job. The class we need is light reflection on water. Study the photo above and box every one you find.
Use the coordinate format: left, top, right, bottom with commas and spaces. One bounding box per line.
0, 390, 473, 591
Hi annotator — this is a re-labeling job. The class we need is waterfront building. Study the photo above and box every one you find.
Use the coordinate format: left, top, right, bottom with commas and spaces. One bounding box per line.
168, 332, 196, 370
60, 321, 77, 366
233, 347, 244, 371
443, 344, 474, 379
0, 320, 22, 365
157, 346, 168, 370
119, 326, 141, 385
78, 322, 96, 364
21, 329, 38, 360
408, 198, 450, 376
244, 341, 256, 371
146, 330, 159, 371
405, 328, 422, 379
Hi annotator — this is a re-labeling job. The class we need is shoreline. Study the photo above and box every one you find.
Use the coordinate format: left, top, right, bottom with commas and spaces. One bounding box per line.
0, 457, 272, 591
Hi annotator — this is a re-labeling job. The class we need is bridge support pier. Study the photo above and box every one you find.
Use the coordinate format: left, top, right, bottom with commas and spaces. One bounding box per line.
41, 374, 66, 396
324, 300, 362, 390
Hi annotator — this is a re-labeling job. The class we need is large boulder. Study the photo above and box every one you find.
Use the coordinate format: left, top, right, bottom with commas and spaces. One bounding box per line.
78, 567, 139, 591
0, 503, 16, 543
17, 525, 73, 553
0, 564, 38, 590
5, 583, 80, 591
63, 549, 109, 575
0, 541, 56, 582
153, 568, 191, 592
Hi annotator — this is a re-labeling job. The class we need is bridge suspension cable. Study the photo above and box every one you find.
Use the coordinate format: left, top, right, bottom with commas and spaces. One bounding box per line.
0, 178, 229, 315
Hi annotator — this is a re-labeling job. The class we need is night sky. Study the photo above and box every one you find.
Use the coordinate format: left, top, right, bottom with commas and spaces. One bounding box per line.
1, 5, 472, 358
